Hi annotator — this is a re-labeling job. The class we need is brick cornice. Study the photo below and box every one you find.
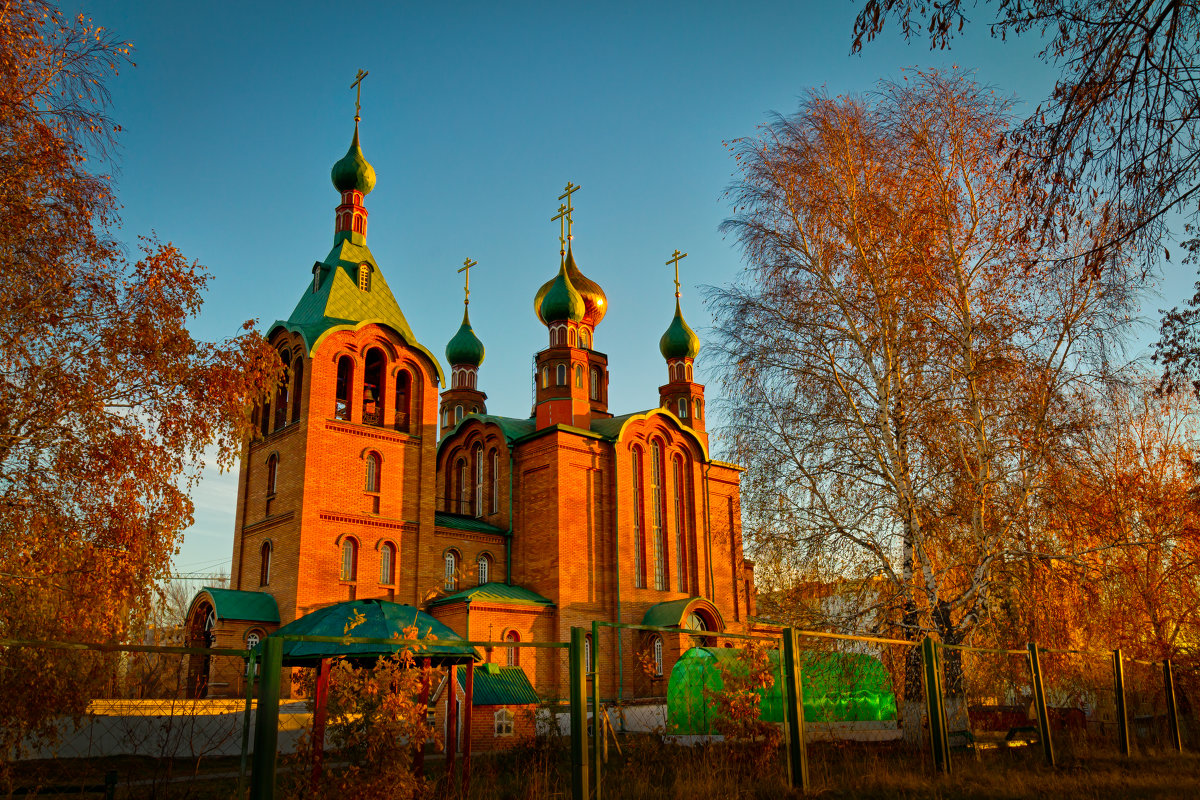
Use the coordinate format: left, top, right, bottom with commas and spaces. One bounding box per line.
434, 528, 506, 546
242, 511, 296, 535
248, 420, 301, 453
323, 419, 422, 446
318, 510, 418, 532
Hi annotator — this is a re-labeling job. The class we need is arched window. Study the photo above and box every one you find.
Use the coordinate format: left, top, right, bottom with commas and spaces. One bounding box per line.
651, 636, 664, 676
362, 348, 385, 427
541, 365, 550, 389
686, 611, 710, 647
444, 550, 458, 591
580, 329, 590, 350
575, 364, 583, 388
266, 454, 278, 495
341, 538, 358, 582
259, 541, 272, 586
557, 363, 566, 386
291, 357, 304, 423
477, 553, 490, 585
246, 630, 262, 649
358, 263, 371, 291
568, 328, 577, 347
335, 355, 354, 420
495, 708, 514, 736
274, 350, 291, 430
380, 542, 395, 584
489, 449, 500, 514
456, 459, 468, 514
473, 445, 484, 517
260, 398, 271, 436
505, 630, 520, 666
365, 451, 381, 492
673, 455, 688, 593
455, 404, 464, 424
678, 398, 689, 418
394, 369, 411, 432
695, 400, 702, 420
632, 447, 645, 589
651, 441, 666, 590
590, 367, 600, 400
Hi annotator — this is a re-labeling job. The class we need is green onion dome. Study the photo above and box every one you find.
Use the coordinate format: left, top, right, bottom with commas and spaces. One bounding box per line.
540, 259, 586, 323
331, 122, 377, 195
445, 309, 486, 367
534, 245, 607, 327
659, 300, 700, 360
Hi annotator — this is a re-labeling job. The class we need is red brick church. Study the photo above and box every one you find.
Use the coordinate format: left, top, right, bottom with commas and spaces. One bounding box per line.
186, 110, 758, 705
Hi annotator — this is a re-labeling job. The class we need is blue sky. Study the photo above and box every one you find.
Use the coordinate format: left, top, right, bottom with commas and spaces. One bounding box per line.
72, 2, 1180, 575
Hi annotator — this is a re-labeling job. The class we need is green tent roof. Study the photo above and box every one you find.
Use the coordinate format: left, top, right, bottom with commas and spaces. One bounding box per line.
434, 511, 509, 536
261, 599, 474, 665
457, 663, 540, 706
428, 583, 553, 609
269, 238, 444, 385
203, 588, 280, 624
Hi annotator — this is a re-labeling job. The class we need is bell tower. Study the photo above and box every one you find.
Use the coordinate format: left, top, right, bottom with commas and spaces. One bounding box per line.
441, 257, 488, 429
658, 249, 706, 446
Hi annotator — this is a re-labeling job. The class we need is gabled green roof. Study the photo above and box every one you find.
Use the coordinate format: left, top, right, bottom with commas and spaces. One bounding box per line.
203, 588, 280, 624
438, 414, 537, 448
434, 511, 509, 536
428, 583, 553, 609
457, 664, 540, 706
269, 238, 445, 385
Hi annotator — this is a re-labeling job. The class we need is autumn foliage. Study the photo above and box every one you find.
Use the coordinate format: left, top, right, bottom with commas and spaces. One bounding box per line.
0, 0, 279, 760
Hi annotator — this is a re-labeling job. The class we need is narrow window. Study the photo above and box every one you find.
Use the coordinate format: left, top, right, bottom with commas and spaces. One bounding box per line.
695, 400, 702, 420
335, 356, 354, 420
585, 634, 592, 671
394, 370, 410, 432
652, 636, 663, 676
358, 263, 371, 291
266, 454, 278, 495
590, 367, 600, 400
290, 357, 304, 422
444, 550, 458, 591
380, 542, 395, 584
556, 363, 566, 386
455, 404, 464, 424
274, 350, 291, 430
365, 451, 381, 492
678, 398, 689, 418
456, 459, 468, 513
685, 363, 693, 381
541, 365, 550, 389
260, 399, 271, 436
580, 329, 590, 350
259, 541, 272, 586
495, 708, 514, 736
489, 450, 500, 513
651, 442, 666, 590
341, 538, 358, 582
473, 445, 484, 517
632, 447, 645, 589
477, 553, 490, 585
575, 364, 583, 388
568, 328, 576, 347
674, 456, 687, 593
362, 348, 386, 427
506, 630, 520, 666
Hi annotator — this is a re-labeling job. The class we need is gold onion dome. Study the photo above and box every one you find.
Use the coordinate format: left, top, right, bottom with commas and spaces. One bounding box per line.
445, 309, 486, 367
331, 122, 377, 195
540, 259, 586, 323
534, 246, 607, 327
659, 299, 700, 360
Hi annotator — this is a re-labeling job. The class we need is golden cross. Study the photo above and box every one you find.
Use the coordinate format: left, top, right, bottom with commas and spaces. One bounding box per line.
558, 182, 580, 240
551, 203, 569, 252
457, 257, 478, 305
666, 249, 688, 298
350, 69, 369, 121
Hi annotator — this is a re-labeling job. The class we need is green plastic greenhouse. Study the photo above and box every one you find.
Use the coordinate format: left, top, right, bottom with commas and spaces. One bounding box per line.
666, 647, 898, 735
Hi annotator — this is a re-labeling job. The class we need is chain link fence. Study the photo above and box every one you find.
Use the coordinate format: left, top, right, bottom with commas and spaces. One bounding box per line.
0, 639, 253, 799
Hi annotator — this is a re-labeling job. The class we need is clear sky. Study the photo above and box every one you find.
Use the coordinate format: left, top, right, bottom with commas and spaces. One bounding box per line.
69, 1, 1177, 576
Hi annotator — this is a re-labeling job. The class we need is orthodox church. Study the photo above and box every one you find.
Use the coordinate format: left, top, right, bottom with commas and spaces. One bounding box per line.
186, 103, 758, 703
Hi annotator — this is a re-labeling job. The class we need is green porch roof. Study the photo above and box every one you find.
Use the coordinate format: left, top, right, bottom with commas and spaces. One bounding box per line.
204, 588, 280, 624
642, 598, 700, 629
269, 239, 444, 385
457, 663, 540, 706
428, 583, 554, 609
434, 511, 509, 536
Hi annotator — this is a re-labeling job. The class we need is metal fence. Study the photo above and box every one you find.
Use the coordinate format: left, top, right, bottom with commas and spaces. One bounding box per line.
0, 638, 254, 799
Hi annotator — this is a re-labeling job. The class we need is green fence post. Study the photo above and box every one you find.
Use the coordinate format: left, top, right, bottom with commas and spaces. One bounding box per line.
1027, 642, 1055, 767
592, 619, 602, 800
781, 628, 809, 793
922, 637, 950, 774
1164, 659, 1183, 752
1113, 649, 1130, 756
570, 627, 589, 800
250, 635, 283, 800
238, 649, 257, 797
